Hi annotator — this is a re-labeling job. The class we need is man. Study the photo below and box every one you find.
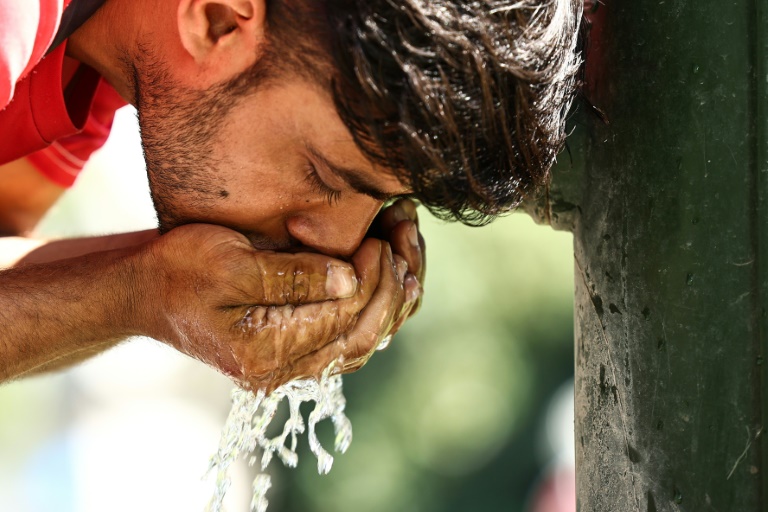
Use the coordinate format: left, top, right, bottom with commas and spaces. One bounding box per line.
0, 0, 582, 391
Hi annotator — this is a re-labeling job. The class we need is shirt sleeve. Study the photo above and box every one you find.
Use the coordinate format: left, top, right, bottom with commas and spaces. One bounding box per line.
0, 0, 66, 111
26, 80, 127, 187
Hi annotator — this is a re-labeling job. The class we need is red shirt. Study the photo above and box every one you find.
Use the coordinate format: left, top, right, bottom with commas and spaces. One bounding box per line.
0, 0, 126, 187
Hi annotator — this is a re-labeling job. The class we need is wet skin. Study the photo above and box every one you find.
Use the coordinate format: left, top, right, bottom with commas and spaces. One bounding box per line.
138, 209, 424, 392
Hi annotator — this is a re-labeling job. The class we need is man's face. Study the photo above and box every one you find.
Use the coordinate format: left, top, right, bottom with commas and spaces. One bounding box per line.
135, 56, 409, 259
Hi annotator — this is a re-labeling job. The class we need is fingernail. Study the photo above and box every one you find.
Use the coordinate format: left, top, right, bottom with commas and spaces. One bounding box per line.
406, 286, 419, 303
407, 224, 419, 248
401, 199, 417, 221
326, 264, 358, 298
405, 274, 421, 302
396, 257, 408, 282
392, 204, 408, 224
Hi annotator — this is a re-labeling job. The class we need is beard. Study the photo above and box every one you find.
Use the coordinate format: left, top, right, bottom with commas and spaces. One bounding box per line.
130, 46, 275, 234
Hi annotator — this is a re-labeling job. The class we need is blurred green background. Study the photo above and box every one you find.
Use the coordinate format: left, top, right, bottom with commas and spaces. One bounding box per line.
0, 107, 574, 512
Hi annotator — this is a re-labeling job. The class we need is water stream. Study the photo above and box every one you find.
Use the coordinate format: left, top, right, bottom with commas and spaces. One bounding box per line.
204, 362, 352, 512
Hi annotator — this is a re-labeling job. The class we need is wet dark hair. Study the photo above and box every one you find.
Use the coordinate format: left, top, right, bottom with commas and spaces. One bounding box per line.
266, 1, 583, 225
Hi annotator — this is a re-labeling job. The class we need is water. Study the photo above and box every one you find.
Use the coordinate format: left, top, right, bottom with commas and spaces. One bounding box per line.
204, 362, 352, 512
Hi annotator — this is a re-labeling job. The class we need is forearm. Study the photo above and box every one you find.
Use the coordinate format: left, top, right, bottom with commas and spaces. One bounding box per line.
18, 339, 120, 378
0, 230, 159, 268
0, 247, 144, 382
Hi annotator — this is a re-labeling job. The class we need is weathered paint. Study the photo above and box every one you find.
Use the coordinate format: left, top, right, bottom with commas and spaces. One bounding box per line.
524, 1, 767, 510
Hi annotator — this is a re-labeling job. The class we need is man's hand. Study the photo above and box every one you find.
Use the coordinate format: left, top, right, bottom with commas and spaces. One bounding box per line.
0, 213, 418, 390
133, 224, 408, 391
350, 198, 425, 365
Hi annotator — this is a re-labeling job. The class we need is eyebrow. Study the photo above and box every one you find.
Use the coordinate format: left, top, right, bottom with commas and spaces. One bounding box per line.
306, 143, 396, 202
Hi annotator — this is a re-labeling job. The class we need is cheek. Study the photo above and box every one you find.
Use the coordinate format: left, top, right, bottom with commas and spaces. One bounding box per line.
184, 163, 296, 234
214, 149, 324, 218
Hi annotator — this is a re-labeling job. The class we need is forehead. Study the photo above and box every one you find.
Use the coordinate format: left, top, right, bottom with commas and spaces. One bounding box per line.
216, 78, 406, 189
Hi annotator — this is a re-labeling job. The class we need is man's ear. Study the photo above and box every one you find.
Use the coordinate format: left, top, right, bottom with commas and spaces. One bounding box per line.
177, 0, 265, 75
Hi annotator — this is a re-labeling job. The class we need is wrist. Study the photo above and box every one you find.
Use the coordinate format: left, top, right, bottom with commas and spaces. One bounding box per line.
110, 241, 160, 341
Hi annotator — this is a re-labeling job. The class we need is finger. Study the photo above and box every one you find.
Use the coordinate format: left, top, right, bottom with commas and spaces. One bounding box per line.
379, 199, 425, 285
382, 202, 426, 322
278, 240, 405, 381
384, 220, 425, 324
376, 198, 419, 238
406, 231, 426, 320
405, 272, 423, 318
240, 241, 382, 357
367, 198, 418, 240
343, 243, 407, 363
385, 305, 412, 340
388, 273, 422, 335
234, 239, 384, 384
245, 251, 359, 306
387, 220, 423, 281
269, 335, 344, 389
239, 301, 363, 391
340, 241, 405, 369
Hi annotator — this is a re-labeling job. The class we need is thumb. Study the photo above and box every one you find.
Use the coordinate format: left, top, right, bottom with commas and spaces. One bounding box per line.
248, 251, 358, 305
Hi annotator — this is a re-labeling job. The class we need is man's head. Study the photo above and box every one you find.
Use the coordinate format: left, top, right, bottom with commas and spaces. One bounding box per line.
324, 0, 583, 225
86, 0, 582, 256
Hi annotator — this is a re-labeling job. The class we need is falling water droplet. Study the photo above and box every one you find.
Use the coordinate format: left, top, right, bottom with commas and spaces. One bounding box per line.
377, 335, 393, 351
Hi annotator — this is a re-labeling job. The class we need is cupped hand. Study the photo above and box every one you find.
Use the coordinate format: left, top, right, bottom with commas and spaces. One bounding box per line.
366, 198, 426, 343
132, 223, 406, 391
286, 198, 427, 377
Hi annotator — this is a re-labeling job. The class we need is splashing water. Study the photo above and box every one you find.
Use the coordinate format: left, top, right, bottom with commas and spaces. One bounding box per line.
204, 362, 352, 512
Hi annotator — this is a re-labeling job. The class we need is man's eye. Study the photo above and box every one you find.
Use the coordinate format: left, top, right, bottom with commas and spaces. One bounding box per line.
304, 163, 342, 205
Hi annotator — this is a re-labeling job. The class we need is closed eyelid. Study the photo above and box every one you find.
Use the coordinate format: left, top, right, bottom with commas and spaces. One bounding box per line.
305, 162, 342, 205
305, 143, 394, 202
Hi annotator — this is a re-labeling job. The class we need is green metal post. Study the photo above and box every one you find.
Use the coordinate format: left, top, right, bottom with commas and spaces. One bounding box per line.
525, 1, 767, 510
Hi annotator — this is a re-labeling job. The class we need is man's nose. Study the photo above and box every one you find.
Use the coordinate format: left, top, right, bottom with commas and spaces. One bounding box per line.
285, 198, 383, 258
